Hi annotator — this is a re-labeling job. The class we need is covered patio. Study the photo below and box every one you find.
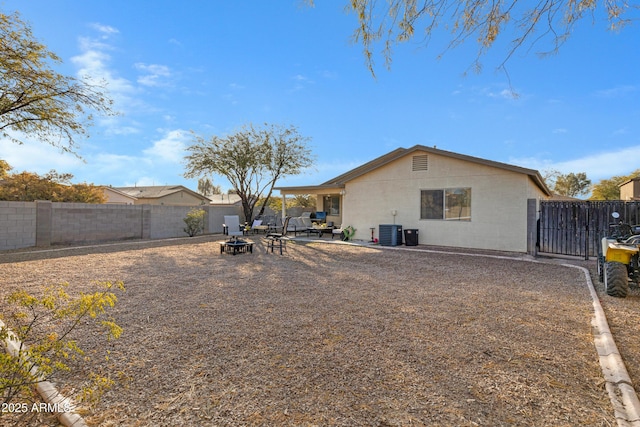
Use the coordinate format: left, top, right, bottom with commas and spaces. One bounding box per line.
274, 184, 344, 228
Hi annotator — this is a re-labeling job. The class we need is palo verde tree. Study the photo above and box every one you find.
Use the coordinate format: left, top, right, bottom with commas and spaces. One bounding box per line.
0, 13, 121, 421
320, 0, 638, 76
0, 11, 114, 154
1, 281, 124, 425
184, 123, 314, 223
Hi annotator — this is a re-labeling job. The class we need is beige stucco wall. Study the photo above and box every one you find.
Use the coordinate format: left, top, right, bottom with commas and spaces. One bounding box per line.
103, 188, 135, 204
620, 180, 639, 201
341, 150, 546, 252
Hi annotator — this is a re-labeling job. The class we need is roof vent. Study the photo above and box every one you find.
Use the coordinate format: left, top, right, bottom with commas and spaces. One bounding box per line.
412, 155, 428, 171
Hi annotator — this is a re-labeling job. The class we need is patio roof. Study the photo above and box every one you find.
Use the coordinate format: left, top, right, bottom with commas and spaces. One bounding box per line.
274, 184, 344, 195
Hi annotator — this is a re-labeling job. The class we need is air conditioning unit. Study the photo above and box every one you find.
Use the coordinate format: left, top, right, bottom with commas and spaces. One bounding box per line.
379, 224, 402, 246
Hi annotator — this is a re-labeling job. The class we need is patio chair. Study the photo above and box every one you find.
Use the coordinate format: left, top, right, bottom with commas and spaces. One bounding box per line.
299, 212, 314, 228
265, 216, 292, 254
223, 215, 244, 240
287, 217, 304, 236
250, 218, 268, 234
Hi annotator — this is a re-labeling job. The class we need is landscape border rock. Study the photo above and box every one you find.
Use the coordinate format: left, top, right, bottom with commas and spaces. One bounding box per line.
0, 319, 87, 427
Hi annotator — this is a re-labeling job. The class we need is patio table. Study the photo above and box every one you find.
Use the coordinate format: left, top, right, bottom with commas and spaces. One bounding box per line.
305, 227, 332, 238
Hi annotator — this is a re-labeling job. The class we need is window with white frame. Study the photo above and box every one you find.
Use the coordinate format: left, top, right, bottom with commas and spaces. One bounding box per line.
420, 188, 471, 221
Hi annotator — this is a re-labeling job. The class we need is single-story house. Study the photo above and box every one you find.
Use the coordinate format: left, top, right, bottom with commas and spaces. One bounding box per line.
102, 186, 138, 204
275, 145, 551, 253
110, 185, 210, 206
208, 193, 244, 206
620, 177, 640, 201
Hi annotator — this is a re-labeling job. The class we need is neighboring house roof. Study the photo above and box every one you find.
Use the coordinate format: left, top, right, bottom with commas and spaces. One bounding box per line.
276, 145, 552, 196
102, 186, 138, 201
548, 193, 583, 201
208, 193, 243, 205
114, 185, 210, 202
619, 177, 640, 187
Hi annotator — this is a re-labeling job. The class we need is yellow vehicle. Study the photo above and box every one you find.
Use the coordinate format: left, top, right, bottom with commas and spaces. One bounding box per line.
598, 212, 640, 298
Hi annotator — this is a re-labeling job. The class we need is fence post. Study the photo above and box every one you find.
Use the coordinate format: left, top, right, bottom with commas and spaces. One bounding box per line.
584, 202, 590, 261
141, 205, 151, 239
35, 200, 52, 247
527, 199, 537, 256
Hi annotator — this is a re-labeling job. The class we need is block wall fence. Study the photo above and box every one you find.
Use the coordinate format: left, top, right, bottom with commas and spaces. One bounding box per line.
0, 201, 243, 251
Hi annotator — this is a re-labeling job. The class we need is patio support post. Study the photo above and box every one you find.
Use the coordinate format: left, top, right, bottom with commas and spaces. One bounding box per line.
281, 193, 286, 220
35, 200, 52, 247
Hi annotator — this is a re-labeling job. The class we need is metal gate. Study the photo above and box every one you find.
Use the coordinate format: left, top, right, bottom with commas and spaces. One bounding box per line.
538, 201, 640, 258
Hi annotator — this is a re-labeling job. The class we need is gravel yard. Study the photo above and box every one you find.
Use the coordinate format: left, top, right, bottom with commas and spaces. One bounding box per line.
0, 236, 629, 426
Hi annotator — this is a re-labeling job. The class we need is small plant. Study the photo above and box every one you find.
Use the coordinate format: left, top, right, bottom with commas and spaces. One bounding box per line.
0, 281, 124, 424
342, 225, 356, 241
183, 207, 206, 237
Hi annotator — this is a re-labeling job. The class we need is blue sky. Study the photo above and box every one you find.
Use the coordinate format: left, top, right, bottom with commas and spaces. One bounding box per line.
1, 1, 639, 192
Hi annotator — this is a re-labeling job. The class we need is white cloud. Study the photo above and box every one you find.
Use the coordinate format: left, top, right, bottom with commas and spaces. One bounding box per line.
72, 36, 138, 108
492, 89, 515, 99
125, 176, 160, 187
69, 25, 161, 140
470, 84, 521, 100
509, 145, 640, 181
89, 23, 120, 37
0, 137, 84, 175
290, 74, 315, 91
93, 152, 143, 172
142, 129, 188, 162
135, 63, 173, 87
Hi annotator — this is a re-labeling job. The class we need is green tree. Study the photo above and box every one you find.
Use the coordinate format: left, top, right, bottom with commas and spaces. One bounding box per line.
183, 207, 206, 237
263, 194, 317, 214
328, 0, 635, 75
197, 177, 221, 197
591, 169, 640, 200
0, 165, 106, 203
0, 159, 11, 179
184, 123, 314, 223
1, 281, 124, 424
291, 194, 316, 209
554, 172, 591, 197
0, 11, 114, 154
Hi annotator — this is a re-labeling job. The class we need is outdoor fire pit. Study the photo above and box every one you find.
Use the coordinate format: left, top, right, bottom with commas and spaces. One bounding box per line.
219, 239, 253, 255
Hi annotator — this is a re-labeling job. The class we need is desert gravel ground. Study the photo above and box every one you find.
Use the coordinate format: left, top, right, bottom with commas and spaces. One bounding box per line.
0, 235, 634, 426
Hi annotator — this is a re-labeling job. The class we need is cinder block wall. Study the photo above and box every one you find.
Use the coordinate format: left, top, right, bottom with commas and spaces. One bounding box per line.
149, 205, 196, 239
51, 203, 147, 245
208, 206, 244, 233
0, 202, 243, 251
0, 201, 37, 250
